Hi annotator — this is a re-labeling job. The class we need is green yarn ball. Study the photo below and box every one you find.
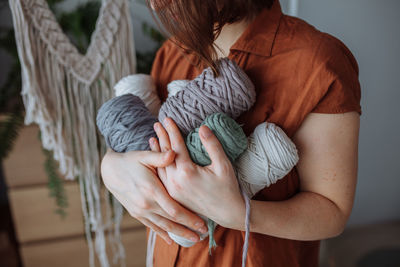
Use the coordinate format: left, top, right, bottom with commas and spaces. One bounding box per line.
186, 113, 248, 166
185, 112, 247, 252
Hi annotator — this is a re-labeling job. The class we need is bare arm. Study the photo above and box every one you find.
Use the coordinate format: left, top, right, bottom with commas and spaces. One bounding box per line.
247, 111, 360, 240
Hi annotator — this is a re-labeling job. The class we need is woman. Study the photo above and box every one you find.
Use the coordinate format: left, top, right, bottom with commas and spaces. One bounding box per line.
101, 0, 362, 266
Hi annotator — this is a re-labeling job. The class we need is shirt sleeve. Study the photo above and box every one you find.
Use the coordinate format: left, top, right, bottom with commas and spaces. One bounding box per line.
311, 76, 362, 115
310, 35, 362, 116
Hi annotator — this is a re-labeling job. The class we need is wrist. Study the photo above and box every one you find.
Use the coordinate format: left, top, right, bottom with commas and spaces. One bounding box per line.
218, 194, 247, 231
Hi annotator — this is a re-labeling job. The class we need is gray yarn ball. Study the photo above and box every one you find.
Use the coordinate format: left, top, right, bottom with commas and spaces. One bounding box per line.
158, 58, 256, 135
96, 94, 157, 152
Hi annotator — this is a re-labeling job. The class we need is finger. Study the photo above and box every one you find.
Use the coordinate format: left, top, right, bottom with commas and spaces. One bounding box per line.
136, 150, 175, 168
148, 214, 202, 242
163, 117, 192, 164
149, 137, 159, 152
149, 137, 168, 185
199, 125, 230, 172
154, 122, 177, 170
140, 217, 173, 245
153, 185, 208, 234
154, 122, 172, 152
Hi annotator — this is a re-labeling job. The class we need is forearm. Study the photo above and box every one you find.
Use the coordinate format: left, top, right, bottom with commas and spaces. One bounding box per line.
236, 191, 347, 241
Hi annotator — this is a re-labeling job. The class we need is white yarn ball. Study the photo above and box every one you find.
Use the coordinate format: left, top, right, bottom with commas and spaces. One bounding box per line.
168, 230, 209, 248
235, 122, 299, 197
114, 74, 161, 116
167, 214, 209, 247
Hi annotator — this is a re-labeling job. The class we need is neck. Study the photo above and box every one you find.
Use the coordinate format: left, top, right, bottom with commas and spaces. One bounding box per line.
214, 19, 251, 59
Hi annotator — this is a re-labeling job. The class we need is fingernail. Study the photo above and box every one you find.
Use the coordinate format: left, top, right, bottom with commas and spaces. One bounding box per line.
167, 239, 172, 245
198, 226, 207, 234
195, 222, 203, 228
163, 117, 170, 126
190, 236, 198, 242
201, 126, 212, 139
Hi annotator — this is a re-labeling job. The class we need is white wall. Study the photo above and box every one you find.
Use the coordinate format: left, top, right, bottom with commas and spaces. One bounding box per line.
282, 0, 400, 226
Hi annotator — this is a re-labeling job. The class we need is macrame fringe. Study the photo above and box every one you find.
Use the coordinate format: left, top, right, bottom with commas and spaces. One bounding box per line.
9, 0, 136, 266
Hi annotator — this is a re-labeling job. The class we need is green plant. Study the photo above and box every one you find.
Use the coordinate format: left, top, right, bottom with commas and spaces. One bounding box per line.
43, 145, 69, 218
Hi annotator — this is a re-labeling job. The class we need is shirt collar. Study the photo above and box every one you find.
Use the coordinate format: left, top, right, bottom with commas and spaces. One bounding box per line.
230, 0, 283, 57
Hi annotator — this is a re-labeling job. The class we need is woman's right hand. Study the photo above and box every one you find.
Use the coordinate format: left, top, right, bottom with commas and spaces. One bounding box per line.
100, 149, 208, 244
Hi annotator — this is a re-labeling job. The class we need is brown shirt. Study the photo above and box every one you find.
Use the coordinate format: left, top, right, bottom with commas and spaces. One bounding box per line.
149, 1, 362, 266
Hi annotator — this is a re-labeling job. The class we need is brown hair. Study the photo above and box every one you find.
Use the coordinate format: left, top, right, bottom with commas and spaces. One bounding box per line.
147, 0, 274, 73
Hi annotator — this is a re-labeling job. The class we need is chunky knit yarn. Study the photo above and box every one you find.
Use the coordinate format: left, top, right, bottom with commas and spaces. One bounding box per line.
96, 94, 157, 152
186, 113, 248, 166
167, 79, 190, 97
158, 58, 256, 135
236, 122, 299, 198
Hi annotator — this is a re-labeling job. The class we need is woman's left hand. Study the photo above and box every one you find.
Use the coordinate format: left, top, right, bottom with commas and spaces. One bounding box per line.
149, 117, 245, 230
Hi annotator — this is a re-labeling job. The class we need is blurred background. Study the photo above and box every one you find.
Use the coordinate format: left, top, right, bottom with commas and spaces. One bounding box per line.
0, 0, 399, 266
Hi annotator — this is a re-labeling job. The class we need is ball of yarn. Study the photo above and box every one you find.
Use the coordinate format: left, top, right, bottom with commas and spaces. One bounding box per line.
186, 113, 248, 166
168, 213, 210, 247
167, 79, 190, 97
96, 94, 157, 152
235, 122, 299, 197
158, 58, 256, 135
114, 74, 161, 116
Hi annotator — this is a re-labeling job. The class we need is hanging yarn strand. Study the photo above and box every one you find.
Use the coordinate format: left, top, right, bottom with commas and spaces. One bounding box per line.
239, 182, 251, 267
10, 0, 136, 266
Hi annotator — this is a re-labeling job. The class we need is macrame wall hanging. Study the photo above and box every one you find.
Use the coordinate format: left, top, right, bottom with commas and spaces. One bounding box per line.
9, 0, 136, 266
